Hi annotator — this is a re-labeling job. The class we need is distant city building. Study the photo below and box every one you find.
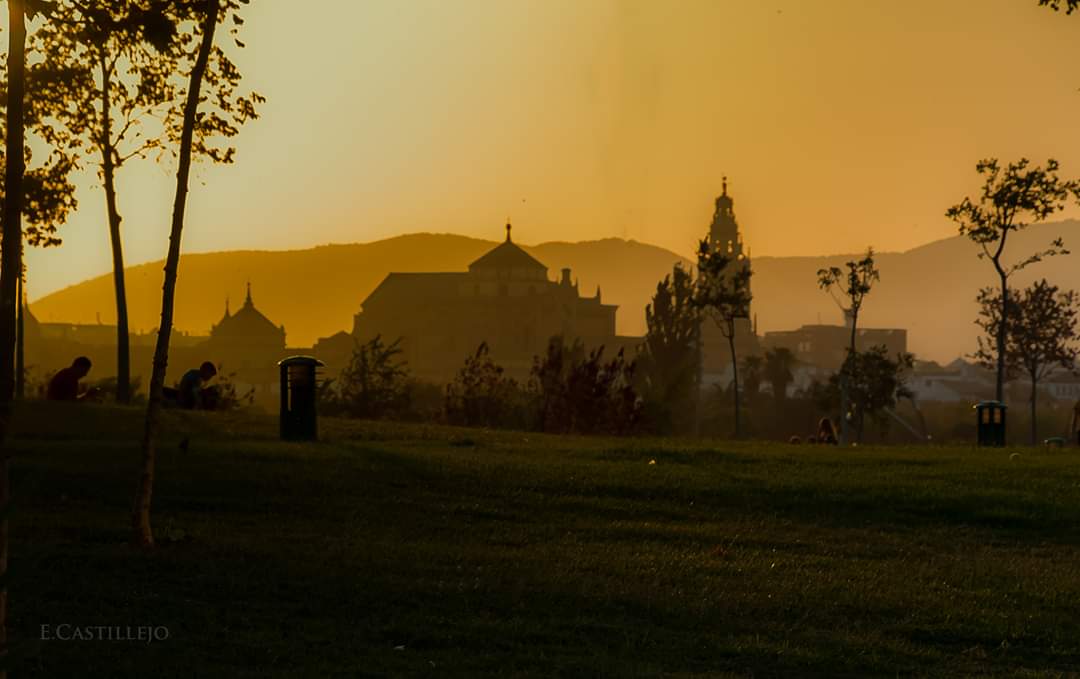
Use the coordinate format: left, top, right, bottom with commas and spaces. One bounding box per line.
762, 324, 908, 372
350, 223, 639, 382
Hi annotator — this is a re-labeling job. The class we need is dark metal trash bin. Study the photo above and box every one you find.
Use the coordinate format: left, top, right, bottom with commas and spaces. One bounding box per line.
279, 356, 325, 441
973, 401, 1006, 447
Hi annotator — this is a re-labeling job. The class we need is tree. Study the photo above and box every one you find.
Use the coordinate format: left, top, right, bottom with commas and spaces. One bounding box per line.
946, 158, 1080, 403
763, 347, 796, 401
134, 0, 261, 548
693, 238, 752, 438
817, 248, 879, 445
0, 0, 27, 667
1040, 0, 1079, 12
974, 280, 1080, 444
3, 14, 83, 401
0, 0, 64, 668
816, 346, 914, 442
325, 335, 412, 420
445, 342, 522, 428
639, 264, 700, 434
36, 1, 259, 404
740, 355, 763, 403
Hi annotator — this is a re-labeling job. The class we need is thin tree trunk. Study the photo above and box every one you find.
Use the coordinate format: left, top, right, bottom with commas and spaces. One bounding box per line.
996, 274, 1008, 403
0, 2, 27, 673
694, 320, 702, 438
100, 57, 131, 404
133, 0, 219, 548
841, 311, 858, 446
1030, 377, 1038, 446
14, 274, 23, 401
727, 323, 740, 438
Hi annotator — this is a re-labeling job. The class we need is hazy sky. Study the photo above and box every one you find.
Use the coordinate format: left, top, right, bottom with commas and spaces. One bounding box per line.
25, 0, 1080, 300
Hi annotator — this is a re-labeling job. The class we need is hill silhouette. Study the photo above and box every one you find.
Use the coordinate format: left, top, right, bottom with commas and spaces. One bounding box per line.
30, 221, 1080, 363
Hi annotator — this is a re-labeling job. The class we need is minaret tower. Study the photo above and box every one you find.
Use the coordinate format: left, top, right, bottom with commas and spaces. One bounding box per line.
709, 176, 745, 259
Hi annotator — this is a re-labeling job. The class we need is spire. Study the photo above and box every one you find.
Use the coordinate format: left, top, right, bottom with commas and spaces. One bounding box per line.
224, 296, 231, 318
595, 285, 602, 301
505, 220, 512, 243
722, 175, 728, 196
245, 281, 253, 308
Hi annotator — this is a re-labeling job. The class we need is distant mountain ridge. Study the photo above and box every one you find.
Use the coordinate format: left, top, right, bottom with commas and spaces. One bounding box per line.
31, 220, 1080, 363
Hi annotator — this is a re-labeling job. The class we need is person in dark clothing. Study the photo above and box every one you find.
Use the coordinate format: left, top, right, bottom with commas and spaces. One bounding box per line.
46, 356, 93, 401
816, 417, 839, 445
169, 361, 218, 409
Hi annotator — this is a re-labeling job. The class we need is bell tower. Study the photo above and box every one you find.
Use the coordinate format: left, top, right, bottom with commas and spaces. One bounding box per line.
709, 176, 744, 258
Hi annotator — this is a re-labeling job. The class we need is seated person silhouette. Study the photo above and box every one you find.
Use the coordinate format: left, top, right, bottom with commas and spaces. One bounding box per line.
46, 356, 99, 402
163, 362, 219, 410
816, 417, 839, 445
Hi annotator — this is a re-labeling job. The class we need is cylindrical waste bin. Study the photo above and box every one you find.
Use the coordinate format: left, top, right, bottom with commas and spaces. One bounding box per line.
279, 356, 325, 441
973, 400, 1006, 447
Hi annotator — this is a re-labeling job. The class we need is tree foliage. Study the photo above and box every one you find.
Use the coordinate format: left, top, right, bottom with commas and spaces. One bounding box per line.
324, 335, 412, 420
0, 16, 82, 247
815, 346, 914, 442
817, 248, 879, 334
946, 158, 1079, 401
445, 342, 523, 428
529, 337, 641, 435
975, 280, 1080, 443
1040, 0, 1079, 13
639, 264, 700, 433
693, 237, 752, 437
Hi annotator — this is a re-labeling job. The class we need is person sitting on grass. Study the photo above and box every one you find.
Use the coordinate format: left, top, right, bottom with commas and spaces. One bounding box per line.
163, 362, 219, 410
816, 417, 839, 445
46, 356, 100, 402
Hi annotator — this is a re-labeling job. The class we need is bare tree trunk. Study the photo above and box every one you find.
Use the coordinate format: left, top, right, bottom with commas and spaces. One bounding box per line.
727, 323, 740, 438
0, 2, 27, 672
100, 57, 131, 404
133, 0, 219, 548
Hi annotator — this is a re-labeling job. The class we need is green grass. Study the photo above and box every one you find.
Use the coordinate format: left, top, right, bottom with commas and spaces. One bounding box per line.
6, 401, 1080, 677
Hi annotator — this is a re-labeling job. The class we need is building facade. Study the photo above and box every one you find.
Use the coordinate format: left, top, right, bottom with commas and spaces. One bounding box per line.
351, 224, 637, 382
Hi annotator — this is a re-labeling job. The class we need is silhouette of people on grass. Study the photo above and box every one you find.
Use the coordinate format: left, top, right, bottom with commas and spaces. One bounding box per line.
816, 417, 839, 445
46, 356, 101, 402
164, 361, 220, 410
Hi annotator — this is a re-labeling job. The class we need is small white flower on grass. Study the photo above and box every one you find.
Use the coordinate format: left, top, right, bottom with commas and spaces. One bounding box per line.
648, 459, 657, 465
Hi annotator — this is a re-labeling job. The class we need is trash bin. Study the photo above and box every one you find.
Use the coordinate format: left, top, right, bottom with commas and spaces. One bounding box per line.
279, 356, 325, 441
973, 401, 1006, 447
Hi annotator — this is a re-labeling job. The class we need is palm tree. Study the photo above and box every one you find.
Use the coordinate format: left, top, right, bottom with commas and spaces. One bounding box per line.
764, 348, 796, 401
740, 355, 764, 403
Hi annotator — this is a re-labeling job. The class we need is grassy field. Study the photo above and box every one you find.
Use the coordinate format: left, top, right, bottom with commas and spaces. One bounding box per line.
5, 401, 1080, 677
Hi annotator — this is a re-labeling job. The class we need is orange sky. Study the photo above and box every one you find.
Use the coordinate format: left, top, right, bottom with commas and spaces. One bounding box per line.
25, 0, 1080, 300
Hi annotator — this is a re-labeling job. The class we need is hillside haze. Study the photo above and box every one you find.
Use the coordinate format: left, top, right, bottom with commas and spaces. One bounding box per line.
31, 221, 1080, 363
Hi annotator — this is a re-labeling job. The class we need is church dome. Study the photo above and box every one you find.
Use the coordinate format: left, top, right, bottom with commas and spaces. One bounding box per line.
210, 284, 285, 346
467, 222, 548, 279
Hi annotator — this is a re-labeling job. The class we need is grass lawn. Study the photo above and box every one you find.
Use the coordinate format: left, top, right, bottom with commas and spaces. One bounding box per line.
6, 401, 1080, 677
